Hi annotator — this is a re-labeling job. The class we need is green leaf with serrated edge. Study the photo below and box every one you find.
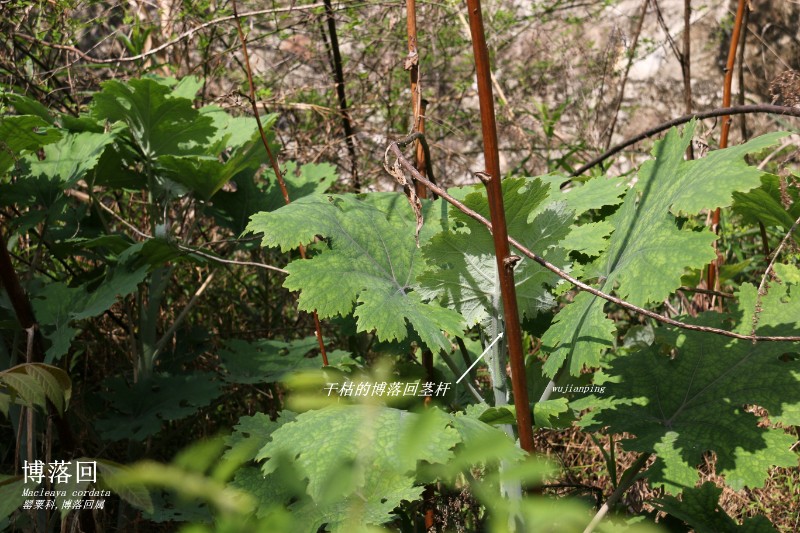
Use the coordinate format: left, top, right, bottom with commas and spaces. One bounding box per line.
477, 399, 570, 429
572, 312, 800, 494
73, 247, 149, 320
773, 264, 800, 285
95, 373, 222, 441
0, 476, 27, 522
539, 175, 627, 257
231, 467, 296, 519
533, 397, 570, 428
733, 175, 800, 230
26, 131, 113, 186
247, 194, 464, 352
418, 178, 571, 326
31, 283, 82, 361
559, 220, 614, 256
212, 160, 337, 234
0, 115, 61, 174
171, 76, 203, 100
670, 132, 788, 214
256, 405, 459, 530
542, 291, 615, 376
733, 174, 800, 245
654, 482, 777, 533
92, 78, 214, 159
198, 105, 267, 154
543, 123, 786, 378
539, 174, 628, 216
0, 363, 71, 415
156, 127, 269, 200
7, 93, 55, 124
733, 282, 800, 339
32, 244, 148, 360
225, 412, 295, 461
219, 337, 349, 384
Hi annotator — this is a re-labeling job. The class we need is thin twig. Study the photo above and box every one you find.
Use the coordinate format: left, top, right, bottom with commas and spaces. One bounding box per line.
751, 214, 800, 335
324, 0, 360, 190
179, 247, 289, 275
93, 199, 288, 273
232, 0, 328, 365
682, 0, 693, 159
603, 0, 648, 152
12, 3, 333, 65
385, 140, 800, 343
153, 271, 216, 357
570, 104, 800, 177
583, 453, 651, 533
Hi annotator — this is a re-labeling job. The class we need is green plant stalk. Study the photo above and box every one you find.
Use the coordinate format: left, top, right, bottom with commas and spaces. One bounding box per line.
139, 266, 172, 378
583, 453, 651, 533
485, 296, 524, 514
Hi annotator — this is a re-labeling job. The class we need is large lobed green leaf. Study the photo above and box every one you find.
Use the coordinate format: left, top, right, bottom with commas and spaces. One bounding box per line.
95, 373, 223, 441
418, 177, 571, 326
256, 405, 460, 532
0, 115, 62, 175
0, 363, 72, 416
92, 78, 214, 159
654, 482, 777, 532
219, 336, 351, 384
543, 123, 788, 377
573, 298, 800, 493
246, 193, 465, 352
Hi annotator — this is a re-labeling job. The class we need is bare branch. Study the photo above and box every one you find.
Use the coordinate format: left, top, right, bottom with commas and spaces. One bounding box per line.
571, 104, 800, 177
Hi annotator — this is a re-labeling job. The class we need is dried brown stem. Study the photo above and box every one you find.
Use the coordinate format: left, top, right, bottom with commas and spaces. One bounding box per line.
232, 0, 328, 365
708, 0, 748, 295
465, 0, 534, 453
0, 229, 45, 362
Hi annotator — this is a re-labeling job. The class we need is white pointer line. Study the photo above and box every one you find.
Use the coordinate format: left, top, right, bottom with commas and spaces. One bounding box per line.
456, 332, 504, 384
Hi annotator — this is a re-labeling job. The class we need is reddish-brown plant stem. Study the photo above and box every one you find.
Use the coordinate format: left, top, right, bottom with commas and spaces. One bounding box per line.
707, 0, 748, 296
0, 229, 44, 362
232, 0, 328, 365
386, 140, 800, 343
406, 0, 421, 131
737, 4, 750, 140
407, 4, 435, 523
415, 99, 429, 198
732, 6, 768, 259
0, 227, 75, 454
406, 0, 427, 200
464, 0, 534, 454
323, 0, 360, 191
571, 103, 800, 177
